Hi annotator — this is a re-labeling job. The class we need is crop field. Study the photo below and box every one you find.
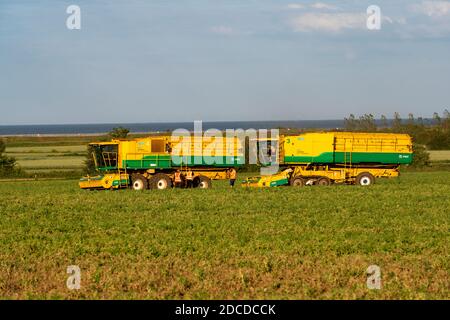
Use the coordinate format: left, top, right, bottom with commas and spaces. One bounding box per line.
0, 171, 448, 299
429, 150, 450, 162
4, 145, 86, 173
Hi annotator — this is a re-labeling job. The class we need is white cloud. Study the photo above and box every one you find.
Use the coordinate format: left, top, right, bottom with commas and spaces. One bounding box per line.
287, 2, 338, 10
210, 26, 234, 35
289, 13, 366, 32
310, 2, 338, 10
410, 1, 450, 17
286, 4, 305, 10
285, 2, 450, 37
405, 1, 450, 37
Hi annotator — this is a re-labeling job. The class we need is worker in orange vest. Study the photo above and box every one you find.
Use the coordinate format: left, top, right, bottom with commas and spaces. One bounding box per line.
186, 169, 194, 188
229, 168, 237, 187
174, 170, 182, 188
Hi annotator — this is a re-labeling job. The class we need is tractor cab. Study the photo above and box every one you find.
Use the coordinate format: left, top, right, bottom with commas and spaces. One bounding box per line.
79, 141, 126, 190
89, 142, 119, 171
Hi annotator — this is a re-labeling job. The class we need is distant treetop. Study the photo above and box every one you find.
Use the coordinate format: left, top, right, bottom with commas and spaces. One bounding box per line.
109, 127, 130, 139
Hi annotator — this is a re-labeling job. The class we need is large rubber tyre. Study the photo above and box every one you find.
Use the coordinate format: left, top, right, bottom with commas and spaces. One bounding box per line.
356, 172, 375, 186
131, 174, 148, 191
194, 175, 212, 189
290, 177, 305, 187
150, 173, 172, 190
317, 177, 331, 186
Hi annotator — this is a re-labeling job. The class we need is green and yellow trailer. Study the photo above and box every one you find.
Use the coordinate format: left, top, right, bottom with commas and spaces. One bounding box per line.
80, 135, 244, 190
242, 132, 413, 187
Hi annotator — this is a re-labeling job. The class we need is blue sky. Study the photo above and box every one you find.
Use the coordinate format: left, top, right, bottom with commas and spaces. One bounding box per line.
1, 0, 450, 124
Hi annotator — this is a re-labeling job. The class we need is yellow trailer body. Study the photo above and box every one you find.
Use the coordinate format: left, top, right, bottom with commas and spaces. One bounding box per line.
245, 132, 413, 187
80, 134, 244, 190
282, 132, 413, 165
97, 135, 244, 171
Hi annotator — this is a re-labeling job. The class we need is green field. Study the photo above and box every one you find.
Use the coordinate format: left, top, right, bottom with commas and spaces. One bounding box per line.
4, 145, 86, 172
0, 172, 448, 299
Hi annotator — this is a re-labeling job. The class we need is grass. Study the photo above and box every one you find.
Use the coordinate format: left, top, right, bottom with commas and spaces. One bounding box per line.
5, 145, 87, 153
5, 145, 86, 172
14, 157, 84, 169
429, 150, 450, 161
0, 171, 448, 299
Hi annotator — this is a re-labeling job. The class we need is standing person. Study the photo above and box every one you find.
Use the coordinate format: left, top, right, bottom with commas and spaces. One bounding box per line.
229, 168, 237, 188
174, 170, 182, 188
186, 169, 194, 188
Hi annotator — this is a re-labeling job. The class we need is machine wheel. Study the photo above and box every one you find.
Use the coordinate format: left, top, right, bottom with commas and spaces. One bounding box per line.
131, 174, 148, 191
195, 175, 212, 189
317, 177, 331, 186
290, 177, 305, 187
150, 173, 172, 190
356, 172, 375, 186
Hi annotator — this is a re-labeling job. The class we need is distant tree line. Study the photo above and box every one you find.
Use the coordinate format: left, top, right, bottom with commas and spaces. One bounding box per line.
109, 127, 130, 139
344, 110, 450, 150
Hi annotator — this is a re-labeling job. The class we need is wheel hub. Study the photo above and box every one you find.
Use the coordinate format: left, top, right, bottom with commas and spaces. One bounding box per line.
133, 180, 143, 190
157, 180, 167, 189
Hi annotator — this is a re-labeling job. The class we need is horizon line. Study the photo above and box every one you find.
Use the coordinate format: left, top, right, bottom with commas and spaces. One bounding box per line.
0, 117, 440, 127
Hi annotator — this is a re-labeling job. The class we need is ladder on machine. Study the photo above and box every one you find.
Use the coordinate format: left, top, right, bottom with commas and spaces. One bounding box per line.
118, 155, 129, 188
118, 166, 129, 189
343, 138, 353, 180
102, 152, 128, 189
278, 137, 284, 165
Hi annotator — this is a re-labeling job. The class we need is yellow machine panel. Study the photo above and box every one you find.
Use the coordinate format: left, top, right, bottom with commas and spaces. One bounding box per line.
283, 133, 334, 162
282, 132, 413, 165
